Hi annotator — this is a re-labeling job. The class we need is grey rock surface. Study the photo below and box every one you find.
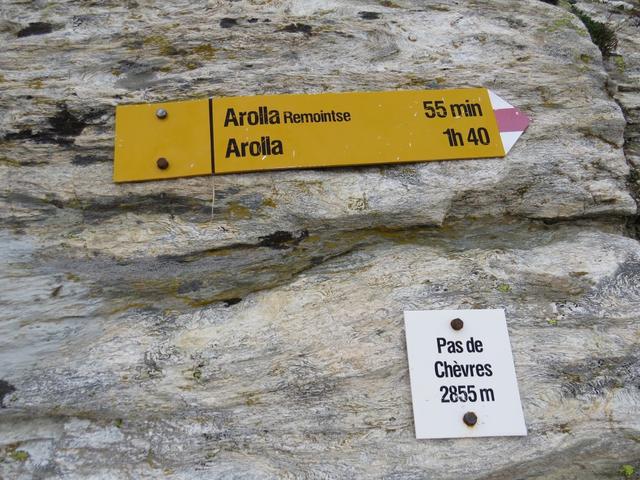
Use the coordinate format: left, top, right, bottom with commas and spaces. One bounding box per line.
1, 0, 639, 478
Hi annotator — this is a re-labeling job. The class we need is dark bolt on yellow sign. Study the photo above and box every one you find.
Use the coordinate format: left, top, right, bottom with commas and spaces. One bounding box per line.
113, 88, 529, 182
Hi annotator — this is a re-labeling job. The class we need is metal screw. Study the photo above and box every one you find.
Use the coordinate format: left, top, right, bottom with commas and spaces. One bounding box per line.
450, 318, 464, 331
156, 108, 168, 119
156, 157, 169, 170
463, 411, 477, 427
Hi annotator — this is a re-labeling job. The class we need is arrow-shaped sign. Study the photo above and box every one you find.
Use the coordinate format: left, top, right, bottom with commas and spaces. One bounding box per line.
113, 88, 529, 182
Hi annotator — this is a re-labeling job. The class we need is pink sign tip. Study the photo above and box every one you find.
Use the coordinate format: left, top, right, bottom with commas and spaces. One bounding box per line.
494, 107, 529, 133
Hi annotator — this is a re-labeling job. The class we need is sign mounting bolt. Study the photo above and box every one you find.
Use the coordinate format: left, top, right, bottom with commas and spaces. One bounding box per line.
156, 108, 168, 119
463, 412, 477, 427
450, 318, 464, 330
156, 157, 169, 170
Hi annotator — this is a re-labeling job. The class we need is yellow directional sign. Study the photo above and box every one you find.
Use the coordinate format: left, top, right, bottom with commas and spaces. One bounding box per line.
113, 88, 529, 182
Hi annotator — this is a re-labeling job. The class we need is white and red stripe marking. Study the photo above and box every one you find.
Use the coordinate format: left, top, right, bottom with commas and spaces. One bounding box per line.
489, 90, 530, 154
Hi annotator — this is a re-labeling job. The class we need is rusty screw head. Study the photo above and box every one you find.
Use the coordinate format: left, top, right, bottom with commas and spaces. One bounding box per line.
450, 318, 464, 331
463, 411, 478, 427
156, 157, 169, 170
156, 108, 168, 119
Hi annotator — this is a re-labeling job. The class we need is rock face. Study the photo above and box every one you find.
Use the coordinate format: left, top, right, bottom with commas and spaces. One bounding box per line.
1, 0, 639, 478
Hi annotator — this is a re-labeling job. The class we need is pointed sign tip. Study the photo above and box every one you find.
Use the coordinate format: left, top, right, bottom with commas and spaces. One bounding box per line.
488, 90, 529, 154
494, 107, 530, 133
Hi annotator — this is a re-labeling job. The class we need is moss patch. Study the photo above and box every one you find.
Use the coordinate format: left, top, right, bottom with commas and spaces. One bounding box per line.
191, 44, 216, 60
543, 16, 584, 34
183, 60, 200, 70
10, 450, 29, 462
261, 197, 277, 208
143, 35, 178, 56
613, 55, 626, 73
27, 79, 44, 89
619, 465, 635, 478
243, 392, 261, 406
225, 202, 252, 220
0, 156, 23, 167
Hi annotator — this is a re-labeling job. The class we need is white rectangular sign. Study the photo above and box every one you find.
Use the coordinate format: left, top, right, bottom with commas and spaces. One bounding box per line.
404, 309, 526, 439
